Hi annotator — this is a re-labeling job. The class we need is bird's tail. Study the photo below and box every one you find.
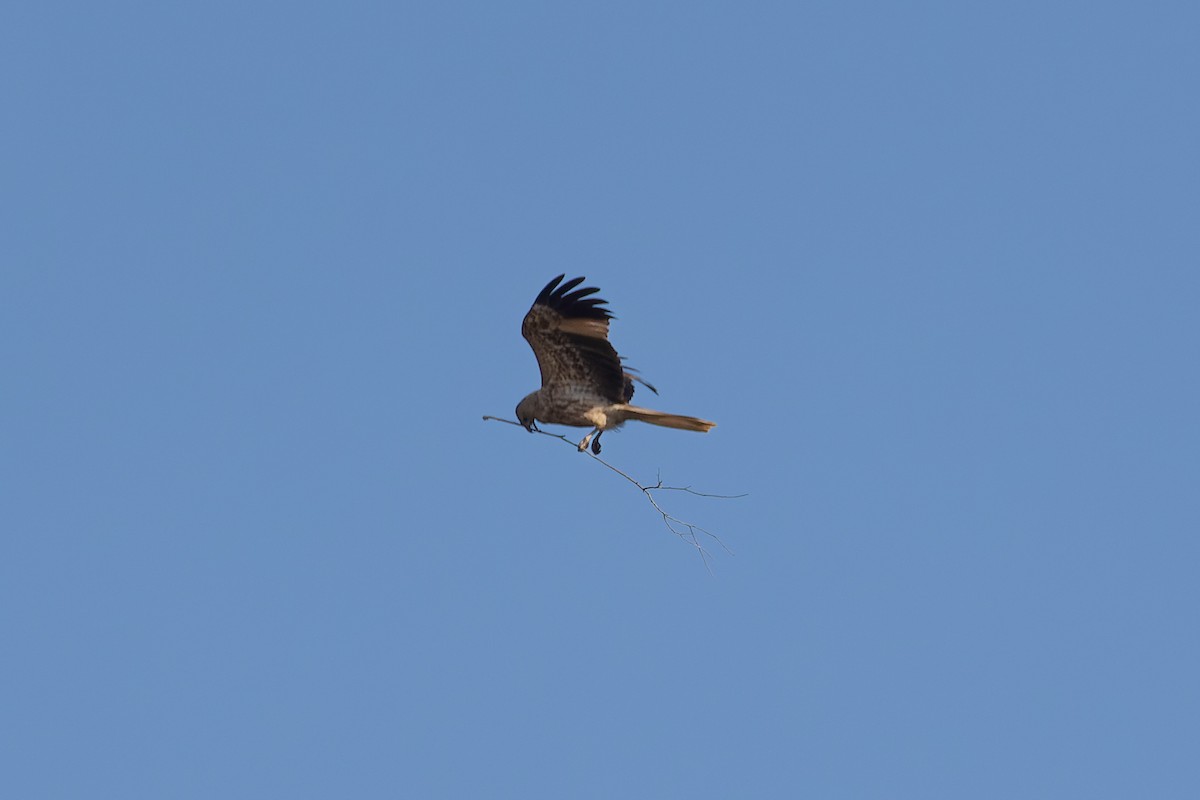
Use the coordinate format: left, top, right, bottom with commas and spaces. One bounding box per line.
618, 405, 716, 433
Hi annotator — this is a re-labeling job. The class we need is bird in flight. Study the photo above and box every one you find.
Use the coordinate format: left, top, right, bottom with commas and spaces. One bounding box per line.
515, 275, 716, 454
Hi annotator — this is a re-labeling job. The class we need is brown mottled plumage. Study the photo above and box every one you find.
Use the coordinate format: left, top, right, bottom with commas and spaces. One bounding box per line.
515, 275, 715, 453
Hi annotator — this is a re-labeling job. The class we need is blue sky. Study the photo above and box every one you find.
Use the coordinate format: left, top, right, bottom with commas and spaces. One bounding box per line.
3, 2, 1198, 797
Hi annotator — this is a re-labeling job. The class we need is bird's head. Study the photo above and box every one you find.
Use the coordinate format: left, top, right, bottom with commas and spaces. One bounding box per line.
515, 392, 539, 432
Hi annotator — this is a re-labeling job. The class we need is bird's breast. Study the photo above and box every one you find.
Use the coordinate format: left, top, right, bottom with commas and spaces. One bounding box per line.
536, 386, 614, 428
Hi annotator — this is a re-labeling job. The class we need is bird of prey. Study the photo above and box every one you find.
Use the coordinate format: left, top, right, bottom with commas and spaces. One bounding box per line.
515, 274, 716, 454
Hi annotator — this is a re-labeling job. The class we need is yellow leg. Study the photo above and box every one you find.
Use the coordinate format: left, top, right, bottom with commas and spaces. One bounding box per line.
577, 427, 599, 452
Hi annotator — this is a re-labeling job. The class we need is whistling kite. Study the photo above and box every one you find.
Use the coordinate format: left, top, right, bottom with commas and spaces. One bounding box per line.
515, 275, 716, 454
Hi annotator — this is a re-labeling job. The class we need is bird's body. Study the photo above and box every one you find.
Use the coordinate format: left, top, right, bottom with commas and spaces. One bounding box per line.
515, 275, 715, 453
519, 385, 613, 429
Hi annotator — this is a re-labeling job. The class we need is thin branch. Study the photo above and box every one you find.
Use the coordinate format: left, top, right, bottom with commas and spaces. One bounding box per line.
483, 415, 741, 570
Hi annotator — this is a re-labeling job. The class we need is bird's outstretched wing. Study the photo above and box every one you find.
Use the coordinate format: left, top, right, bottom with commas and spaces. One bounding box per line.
521, 275, 626, 402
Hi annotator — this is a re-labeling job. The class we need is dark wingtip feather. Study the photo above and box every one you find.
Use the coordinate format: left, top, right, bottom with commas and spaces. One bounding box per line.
556, 276, 586, 295
534, 274, 566, 305
533, 274, 613, 320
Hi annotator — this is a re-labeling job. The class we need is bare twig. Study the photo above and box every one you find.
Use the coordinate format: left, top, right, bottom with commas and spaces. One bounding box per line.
483, 415, 741, 571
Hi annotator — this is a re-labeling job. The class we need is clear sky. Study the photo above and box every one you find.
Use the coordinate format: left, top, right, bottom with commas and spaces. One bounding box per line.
3, 2, 1198, 797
